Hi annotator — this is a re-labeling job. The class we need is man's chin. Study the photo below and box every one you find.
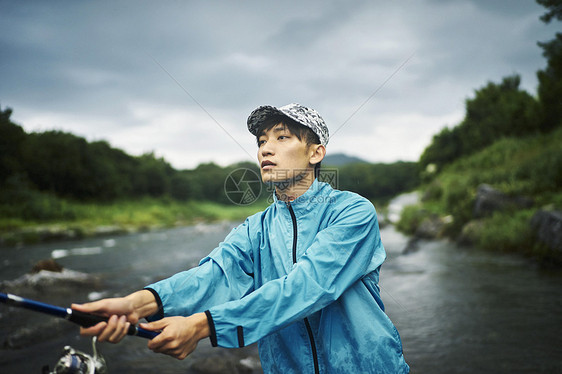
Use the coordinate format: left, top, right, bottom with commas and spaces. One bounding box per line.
261, 175, 293, 189
260, 172, 271, 183
260, 171, 282, 183
260, 170, 312, 187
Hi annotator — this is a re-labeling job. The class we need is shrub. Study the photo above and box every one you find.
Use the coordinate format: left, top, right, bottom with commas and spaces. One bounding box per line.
396, 205, 428, 235
477, 210, 535, 253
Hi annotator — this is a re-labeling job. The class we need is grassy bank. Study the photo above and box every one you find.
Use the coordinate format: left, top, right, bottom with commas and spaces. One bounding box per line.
397, 126, 562, 264
0, 197, 269, 247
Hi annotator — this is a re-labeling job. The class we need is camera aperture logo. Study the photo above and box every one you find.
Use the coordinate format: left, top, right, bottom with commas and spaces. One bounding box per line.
224, 168, 262, 205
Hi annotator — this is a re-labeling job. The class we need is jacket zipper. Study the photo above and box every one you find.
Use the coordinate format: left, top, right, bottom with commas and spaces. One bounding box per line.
287, 202, 320, 374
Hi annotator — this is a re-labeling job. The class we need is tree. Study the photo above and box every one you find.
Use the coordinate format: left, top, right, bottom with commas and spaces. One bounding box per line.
0, 107, 26, 183
21, 131, 93, 198
463, 75, 538, 141
189, 162, 229, 202
419, 127, 463, 171
170, 172, 194, 201
419, 75, 539, 171
536, 0, 562, 131
537, 0, 562, 23
86, 141, 134, 200
134, 152, 174, 197
337, 162, 419, 203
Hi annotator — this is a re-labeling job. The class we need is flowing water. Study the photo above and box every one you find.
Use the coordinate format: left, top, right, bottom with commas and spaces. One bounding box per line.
1, 204, 561, 373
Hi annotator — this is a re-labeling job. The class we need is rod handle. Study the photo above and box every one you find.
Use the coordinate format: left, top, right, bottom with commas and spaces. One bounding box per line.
69, 309, 159, 339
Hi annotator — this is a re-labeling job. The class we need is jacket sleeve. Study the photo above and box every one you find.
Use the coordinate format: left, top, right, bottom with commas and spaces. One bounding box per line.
144, 218, 256, 320
206, 197, 386, 348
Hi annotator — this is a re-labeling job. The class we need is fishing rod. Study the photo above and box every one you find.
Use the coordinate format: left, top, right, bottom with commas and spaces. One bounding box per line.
0, 292, 158, 339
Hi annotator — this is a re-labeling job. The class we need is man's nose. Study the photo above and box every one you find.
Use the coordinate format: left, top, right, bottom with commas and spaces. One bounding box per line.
261, 141, 274, 156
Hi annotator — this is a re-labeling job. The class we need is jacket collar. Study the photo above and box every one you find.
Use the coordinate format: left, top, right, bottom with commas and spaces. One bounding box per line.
273, 178, 329, 212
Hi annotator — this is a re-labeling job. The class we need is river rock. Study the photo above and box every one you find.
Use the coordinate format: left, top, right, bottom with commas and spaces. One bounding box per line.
1, 267, 103, 297
530, 209, 562, 253
473, 184, 533, 218
31, 259, 64, 273
457, 220, 485, 247
414, 214, 452, 239
402, 237, 421, 254
402, 214, 453, 254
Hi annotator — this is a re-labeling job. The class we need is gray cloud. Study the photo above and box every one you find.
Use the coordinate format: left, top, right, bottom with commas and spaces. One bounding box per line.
0, 0, 557, 169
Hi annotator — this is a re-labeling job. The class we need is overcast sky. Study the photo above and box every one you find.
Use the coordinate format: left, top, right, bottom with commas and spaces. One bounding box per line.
0, 0, 557, 169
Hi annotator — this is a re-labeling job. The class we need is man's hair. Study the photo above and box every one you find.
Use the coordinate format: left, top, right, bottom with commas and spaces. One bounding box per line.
256, 114, 322, 177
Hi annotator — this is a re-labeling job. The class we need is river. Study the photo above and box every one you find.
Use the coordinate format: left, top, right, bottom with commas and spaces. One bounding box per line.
1, 205, 561, 373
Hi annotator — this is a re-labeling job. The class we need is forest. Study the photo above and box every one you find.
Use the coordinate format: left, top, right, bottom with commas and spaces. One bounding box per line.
0, 106, 419, 225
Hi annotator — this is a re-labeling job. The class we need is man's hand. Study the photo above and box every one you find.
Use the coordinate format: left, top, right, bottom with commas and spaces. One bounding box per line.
72, 290, 158, 344
72, 297, 137, 343
141, 313, 210, 360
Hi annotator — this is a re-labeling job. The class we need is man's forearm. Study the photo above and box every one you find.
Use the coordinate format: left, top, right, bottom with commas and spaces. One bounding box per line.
125, 289, 159, 319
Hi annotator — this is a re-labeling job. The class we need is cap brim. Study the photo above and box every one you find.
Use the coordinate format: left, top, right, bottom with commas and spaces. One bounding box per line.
247, 105, 286, 136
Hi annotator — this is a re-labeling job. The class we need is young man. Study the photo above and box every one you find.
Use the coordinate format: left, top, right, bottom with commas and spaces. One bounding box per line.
75, 103, 409, 373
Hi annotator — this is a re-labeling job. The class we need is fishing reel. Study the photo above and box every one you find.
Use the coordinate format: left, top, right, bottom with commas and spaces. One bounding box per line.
43, 337, 107, 374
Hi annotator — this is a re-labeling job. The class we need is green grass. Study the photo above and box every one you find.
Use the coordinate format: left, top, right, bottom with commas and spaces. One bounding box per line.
0, 197, 269, 246
398, 126, 562, 262
476, 210, 536, 253
67, 198, 268, 227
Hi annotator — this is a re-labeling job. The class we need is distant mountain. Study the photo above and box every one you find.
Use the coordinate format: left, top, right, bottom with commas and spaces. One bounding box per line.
323, 153, 369, 166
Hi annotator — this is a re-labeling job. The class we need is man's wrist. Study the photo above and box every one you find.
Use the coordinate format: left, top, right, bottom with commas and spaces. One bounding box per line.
193, 312, 211, 340
125, 290, 159, 318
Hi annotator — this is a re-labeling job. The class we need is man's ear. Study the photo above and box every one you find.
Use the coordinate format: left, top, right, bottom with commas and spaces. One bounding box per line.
309, 144, 326, 166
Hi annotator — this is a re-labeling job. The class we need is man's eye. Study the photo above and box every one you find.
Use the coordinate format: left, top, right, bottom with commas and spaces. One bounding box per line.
278, 135, 287, 140
258, 140, 266, 146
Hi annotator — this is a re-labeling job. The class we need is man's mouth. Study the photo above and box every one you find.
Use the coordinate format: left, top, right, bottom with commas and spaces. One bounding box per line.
261, 160, 275, 169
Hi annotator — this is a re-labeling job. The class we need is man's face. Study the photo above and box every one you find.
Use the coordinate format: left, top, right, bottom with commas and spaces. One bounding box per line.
257, 123, 314, 185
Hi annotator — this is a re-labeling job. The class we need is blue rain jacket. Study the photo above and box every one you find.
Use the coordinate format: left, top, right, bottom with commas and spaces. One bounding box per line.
147, 179, 409, 373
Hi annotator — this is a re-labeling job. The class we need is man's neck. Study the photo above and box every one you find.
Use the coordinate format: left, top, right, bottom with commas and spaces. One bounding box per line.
275, 171, 315, 202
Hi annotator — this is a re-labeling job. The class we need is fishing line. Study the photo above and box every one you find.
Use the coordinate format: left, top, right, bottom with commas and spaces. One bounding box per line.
148, 53, 254, 160
329, 51, 416, 141
148, 50, 415, 316
326, 51, 416, 311
379, 284, 409, 313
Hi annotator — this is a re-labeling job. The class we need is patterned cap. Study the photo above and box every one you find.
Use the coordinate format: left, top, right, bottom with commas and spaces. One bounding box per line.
247, 103, 329, 146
